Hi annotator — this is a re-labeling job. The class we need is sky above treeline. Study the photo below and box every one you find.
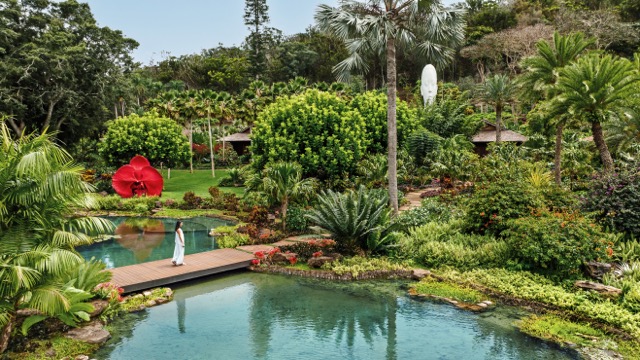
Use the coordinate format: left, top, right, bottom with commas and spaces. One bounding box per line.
84, 0, 457, 65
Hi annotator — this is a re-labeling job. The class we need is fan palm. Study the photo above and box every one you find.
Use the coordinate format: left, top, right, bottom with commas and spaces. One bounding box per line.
552, 53, 640, 172
519, 32, 594, 184
0, 122, 113, 352
245, 162, 318, 230
479, 74, 514, 143
315, 0, 465, 214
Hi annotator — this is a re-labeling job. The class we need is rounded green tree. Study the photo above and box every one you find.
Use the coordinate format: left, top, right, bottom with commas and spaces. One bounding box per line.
251, 89, 368, 180
349, 91, 417, 153
99, 112, 190, 167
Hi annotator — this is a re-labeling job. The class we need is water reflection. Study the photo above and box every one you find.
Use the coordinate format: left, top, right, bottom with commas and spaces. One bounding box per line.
115, 219, 165, 261
96, 273, 577, 360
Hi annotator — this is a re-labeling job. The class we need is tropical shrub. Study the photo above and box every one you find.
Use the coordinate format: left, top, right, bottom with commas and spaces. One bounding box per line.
217, 233, 251, 249
430, 135, 478, 182
504, 211, 613, 278
396, 221, 509, 270
390, 198, 451, 233
99, 111, 190, 167
349, 91, 417, 153
406, 128, 442, 166
305, 186, 391, 253
251, 89, 368, 180
355, 153, 388, 188
583, 163, 640, 239
416, 96, 481, 139
182, 192, 203, 210
285, 206, 309, 232
464, 178, 544, 236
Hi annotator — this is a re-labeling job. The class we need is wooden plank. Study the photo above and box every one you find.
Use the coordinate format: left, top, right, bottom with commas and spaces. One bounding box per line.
109, 248, 254, 293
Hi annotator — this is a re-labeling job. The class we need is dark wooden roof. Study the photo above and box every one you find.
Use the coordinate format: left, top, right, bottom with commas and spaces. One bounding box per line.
472, 120, 528, 143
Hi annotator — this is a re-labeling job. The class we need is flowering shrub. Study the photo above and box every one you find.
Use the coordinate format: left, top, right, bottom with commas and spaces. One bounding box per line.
279, 240, 336, 261
192, 143, 210, 163
94, 282, 124, 303
312, 251, 323, 258
251, 247, 297, 266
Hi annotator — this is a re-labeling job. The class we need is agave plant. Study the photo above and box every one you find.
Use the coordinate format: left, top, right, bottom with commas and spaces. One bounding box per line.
305, 186, 391, 253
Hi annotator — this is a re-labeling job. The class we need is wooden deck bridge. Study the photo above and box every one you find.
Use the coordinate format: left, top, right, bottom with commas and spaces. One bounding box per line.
109, 248, 255, 293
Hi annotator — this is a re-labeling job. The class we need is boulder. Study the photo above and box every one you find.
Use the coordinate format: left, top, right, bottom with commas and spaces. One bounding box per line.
585, 261, 612, 280
88, 300, 109, 318
307, 256, 335, 268
412, 269, 431, 280
75, 356, 89, 360
271, 252, 297, 264
65, 321, 111, 345
575, 281, 622, 297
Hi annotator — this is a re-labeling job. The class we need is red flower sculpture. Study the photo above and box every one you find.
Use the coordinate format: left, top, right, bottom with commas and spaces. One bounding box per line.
112, 156, 163, 198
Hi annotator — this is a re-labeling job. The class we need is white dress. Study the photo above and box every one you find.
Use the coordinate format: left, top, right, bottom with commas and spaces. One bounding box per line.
172, 228, 185, 265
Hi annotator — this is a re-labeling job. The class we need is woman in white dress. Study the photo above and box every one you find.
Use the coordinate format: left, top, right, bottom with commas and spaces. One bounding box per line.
172, 221, 185, 266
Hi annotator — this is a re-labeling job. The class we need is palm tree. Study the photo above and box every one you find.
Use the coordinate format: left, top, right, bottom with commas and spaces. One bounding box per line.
0, 122, 113, 352
479, 74, 514, 143
553, 53, 639, 172
315, 0, 465, 215
195, 90, 218, 177
519, 32, 594, 184
245, 162, 318, 230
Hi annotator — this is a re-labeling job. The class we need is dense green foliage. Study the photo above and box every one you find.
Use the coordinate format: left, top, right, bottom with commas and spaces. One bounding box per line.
583, 163, 640, 238
0, 123, 113, 351
0, 0, 137, 143
99, 112, 190, 167
349, 92, 417, 152
464, 179, 544, 236
251, 90, 367, 180
505, 211, 612, 277
416, 96, 480, 139
397, 221, 509, 270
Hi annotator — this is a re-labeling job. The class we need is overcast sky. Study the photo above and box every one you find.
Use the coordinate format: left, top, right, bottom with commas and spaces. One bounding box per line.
83, 0, 457, 65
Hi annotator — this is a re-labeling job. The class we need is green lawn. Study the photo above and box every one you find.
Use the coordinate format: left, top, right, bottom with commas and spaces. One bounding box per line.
159, 169, 245, 201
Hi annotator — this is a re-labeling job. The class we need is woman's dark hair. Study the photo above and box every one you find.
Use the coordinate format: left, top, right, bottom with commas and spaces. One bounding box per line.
175, 221, 183, 232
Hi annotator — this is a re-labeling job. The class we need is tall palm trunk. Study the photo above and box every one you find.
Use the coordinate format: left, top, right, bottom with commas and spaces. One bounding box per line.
386, 37, 399, 215
495, 104, 502, 143
591, 121, 614, 173
554, 123, 564, 185
208, 111, 215, 178
189, 120, 194, 173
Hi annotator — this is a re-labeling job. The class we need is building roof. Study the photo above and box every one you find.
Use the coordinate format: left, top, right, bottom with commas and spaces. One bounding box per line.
219, 127, 251, 142
472, 130, 528, 143
471, 120, 528, 143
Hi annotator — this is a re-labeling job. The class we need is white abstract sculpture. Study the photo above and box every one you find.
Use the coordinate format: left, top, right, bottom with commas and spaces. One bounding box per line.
420, 64, 438, 106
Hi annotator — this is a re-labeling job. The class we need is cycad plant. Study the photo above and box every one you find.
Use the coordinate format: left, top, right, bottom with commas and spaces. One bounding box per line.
305, 186, 391, 253
479, 74, 515, 143
0, 122, 113, 352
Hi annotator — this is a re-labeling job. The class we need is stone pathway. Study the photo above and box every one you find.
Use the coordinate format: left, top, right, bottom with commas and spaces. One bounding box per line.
399, 190, 424, 212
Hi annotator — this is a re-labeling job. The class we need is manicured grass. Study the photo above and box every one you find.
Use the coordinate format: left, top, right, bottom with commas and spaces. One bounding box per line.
159, 169, 244, 201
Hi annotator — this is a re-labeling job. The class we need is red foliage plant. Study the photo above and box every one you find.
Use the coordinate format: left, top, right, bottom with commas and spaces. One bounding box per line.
112, 155, 163, 198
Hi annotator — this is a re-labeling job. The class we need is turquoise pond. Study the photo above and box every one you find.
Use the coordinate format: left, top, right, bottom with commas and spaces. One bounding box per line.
95, 272, 578, 360
76, 217, 231, 268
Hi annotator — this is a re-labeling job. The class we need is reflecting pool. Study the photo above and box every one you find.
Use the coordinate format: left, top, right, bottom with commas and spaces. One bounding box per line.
77, 217, 231, 268
96, 272, 577, 360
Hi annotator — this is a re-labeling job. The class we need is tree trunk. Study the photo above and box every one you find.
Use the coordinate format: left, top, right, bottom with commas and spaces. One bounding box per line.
0, 313, 14, 354
495, 104, 502, 143
189, 120, 194, 173
386, 37, 399, 215
5, 117, 24, 137
43, 99, 56, 130
114, 103, 119, 118
591, 121, 614, 173
208, 114, 216, 178
554, 123, 564, 185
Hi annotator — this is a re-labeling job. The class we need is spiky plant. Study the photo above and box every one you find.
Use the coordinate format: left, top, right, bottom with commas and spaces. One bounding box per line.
306, 186, 391, 253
